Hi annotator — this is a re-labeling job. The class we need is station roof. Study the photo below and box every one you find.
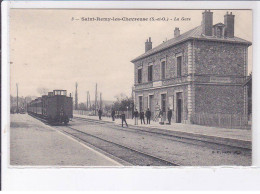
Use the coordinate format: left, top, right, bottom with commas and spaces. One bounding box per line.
131, 25, 252, 63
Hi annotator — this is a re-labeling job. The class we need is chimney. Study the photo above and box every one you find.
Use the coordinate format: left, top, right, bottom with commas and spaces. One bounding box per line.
174, 27, 180, 38
202, 10, 213, 36
145, 37, 152, 52
224, 11, 235, 38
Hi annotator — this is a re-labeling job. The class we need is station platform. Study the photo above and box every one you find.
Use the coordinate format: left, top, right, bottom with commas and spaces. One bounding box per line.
74, 114, 252, 149
10, 114, 121, 166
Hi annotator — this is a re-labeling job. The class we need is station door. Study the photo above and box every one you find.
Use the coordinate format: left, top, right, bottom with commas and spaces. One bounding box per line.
176, 92, 183, 123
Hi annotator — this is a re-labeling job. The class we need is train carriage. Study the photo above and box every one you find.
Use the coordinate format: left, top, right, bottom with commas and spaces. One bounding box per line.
27, 90, 73, 124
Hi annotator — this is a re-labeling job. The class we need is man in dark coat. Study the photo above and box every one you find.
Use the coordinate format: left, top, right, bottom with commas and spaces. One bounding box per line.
167, 107, 173, 124
121, 111, 128, 127
145, 108, 151, 124
133, 108, 139, 125
98, 109, 102, 120
111, 109, 115, 121
140, 110, 145, 124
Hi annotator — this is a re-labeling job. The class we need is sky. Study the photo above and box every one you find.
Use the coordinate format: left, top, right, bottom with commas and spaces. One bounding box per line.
10, 9, 252, 103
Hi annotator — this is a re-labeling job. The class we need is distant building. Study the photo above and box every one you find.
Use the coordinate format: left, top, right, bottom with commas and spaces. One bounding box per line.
131, 10, 251, 124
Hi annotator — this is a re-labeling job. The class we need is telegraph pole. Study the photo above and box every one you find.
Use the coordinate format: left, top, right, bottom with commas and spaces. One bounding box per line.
88, 92, 91, 111
100, 92, 102, 110
16, 83, 19, 113
86, 91, 90, 110
95, 83, 97, 115
86, 91, 89, 110
75, 82, 78, 110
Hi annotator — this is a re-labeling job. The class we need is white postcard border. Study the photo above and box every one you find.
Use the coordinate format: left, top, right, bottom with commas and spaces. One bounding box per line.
2, 0, 260, 190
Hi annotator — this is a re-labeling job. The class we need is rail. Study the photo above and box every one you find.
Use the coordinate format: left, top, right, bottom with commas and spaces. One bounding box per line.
59, 125, 179, 166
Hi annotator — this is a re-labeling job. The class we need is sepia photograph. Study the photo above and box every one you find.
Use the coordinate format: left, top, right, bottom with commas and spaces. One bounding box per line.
9, 8, 252, 167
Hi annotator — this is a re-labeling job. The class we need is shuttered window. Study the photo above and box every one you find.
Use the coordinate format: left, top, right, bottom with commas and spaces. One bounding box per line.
161, 61, 166, 79
138, 68, 142, 83
148, 65, 153, 81
177, 56, 182, 77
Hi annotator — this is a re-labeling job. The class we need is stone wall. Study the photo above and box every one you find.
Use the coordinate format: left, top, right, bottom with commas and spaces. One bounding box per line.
193, 40, 247, 116
194, 84, 244, 115
134, 41, 189, 85
195, 40, 247, 76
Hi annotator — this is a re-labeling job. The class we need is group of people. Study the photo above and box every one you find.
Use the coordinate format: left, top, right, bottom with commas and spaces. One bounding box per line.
99, 107, 173, 127
133, 108, 151, 125
133, 108, 173, 125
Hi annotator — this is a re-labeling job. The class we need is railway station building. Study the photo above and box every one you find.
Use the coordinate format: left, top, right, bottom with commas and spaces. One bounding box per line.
131, 10, 251, 125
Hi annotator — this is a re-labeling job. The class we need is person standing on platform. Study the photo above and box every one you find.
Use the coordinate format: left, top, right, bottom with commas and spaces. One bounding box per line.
140, 110, 145, 124
121, 111, 128, 127
98, 109, 102, 120
133, 108, 139, 125
167, 108, 172, 124
111, 109, 115, 121
145, 108, 151, 124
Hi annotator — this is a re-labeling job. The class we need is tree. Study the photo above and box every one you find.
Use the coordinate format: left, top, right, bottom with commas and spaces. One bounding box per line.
10, 95, 34, 113
78, 103, 87, 110
113, 94, 134, 111
114, 93, 127, 102
104, 104, 112, 112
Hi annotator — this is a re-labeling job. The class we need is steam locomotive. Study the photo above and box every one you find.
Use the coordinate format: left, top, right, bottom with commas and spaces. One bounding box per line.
27, 90, 73, 124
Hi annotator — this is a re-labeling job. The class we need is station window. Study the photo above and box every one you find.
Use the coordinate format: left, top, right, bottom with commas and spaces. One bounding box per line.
148, 65, 153, 82
138, 68, 142, 83
161, 61, 166, 80
177, 56, 182, 77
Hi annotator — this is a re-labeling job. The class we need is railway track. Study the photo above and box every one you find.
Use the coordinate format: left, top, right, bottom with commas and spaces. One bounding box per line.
27, 114, 251, 166
56, 125, 179, 166
73, 116, 252, 151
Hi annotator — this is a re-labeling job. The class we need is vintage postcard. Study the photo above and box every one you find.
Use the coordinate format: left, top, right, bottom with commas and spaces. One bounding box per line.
9, 8, 252, 167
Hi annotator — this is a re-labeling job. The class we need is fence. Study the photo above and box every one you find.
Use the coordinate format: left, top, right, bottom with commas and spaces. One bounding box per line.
73, 110, 92, 116
73, 109, 133, 119
190, 113, 250, 129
